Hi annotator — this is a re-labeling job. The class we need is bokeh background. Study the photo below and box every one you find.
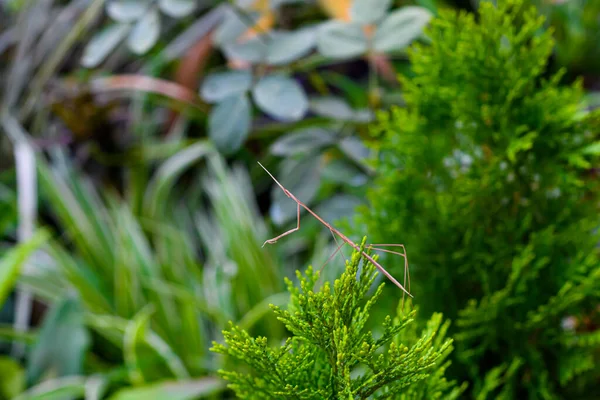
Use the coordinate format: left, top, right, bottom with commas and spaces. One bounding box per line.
0, 0, 598, 399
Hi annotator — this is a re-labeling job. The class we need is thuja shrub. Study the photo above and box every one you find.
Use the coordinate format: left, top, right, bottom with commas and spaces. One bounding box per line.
357, 0, 600, 398
211, 239, 466, 399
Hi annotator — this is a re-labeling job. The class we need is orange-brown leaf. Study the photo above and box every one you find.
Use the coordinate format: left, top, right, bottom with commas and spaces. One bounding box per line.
317, 0, 352, 21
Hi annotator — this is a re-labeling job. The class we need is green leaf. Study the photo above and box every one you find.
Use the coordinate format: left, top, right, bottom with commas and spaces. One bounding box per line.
0, 356, 25, 399
81, 23, 130, 67
106, 1, 148, 22
272, 0, 306, 6
14, 376, 86, 400
322, 159, 367, 187
124, 305, 155, 385
200, 70, 253, 103
317, 21, 367, 59
350, 0, 391, 24
26, 297, 91, 385
127, 8, 161, 55
270, 154, 322, 225
252, 75, 308, 122
338, 136, 371, 163
85, 314, 190, 380
158, 0, 197, 18
315, 194, 363, 224
0, 324, 36, 344
213, 7, 260, 46
309, 96, 373, 122
270, 127, 335, 156
0, 230, 49, 308
107, 378, 225, 400
321, 71, 369, 107
373, 6, 432, 53
266, 28, 317, 65
221, 36, 267, 63
144, 141, 215, 218
208, 93, 252, 154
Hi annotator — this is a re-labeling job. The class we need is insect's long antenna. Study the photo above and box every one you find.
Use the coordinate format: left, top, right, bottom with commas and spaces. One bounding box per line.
257, 162, 289, 196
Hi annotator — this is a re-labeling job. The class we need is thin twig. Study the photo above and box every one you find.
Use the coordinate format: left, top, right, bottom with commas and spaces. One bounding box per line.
258, 162, 412, 297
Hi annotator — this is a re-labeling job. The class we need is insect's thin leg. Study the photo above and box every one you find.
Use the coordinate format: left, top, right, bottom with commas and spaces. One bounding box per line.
315, 230, 348, 287
369, 244, 410, 308
262, 203, 300, 247
368, 248, 405, 257
330, 229, 348, 264
370, 245, 409, 288
258, 162, 290, 196
318, 239, 346, 276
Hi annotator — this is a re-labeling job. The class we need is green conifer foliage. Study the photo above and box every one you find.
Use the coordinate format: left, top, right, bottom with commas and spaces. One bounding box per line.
211, 239, 466, 399
358, 0, 600, 398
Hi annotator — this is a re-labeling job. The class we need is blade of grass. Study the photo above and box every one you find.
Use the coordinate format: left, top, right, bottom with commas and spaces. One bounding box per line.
107, 378, 226, 400
144, 141, 216, 219
0, 324, 36, 344
12, 136, 38, 358
47, 243, 113, 314
196, 156, 284, 338
2, 0, 52, 111
124, 305, 155, 385
0, 230, 49, 309
86, 313, 190, 379
14, 376, 87, 400
37, 161, 115, 276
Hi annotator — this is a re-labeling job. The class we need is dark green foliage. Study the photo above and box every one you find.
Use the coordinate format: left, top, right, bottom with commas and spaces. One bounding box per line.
211, 239, 466, 399
358, 0, 600, 398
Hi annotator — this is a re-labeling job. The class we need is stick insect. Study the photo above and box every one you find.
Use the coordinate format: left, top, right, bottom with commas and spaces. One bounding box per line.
258, 162, 412, 299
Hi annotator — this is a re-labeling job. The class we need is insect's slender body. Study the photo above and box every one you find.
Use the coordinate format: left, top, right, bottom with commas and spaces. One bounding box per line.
258, 162, 412, 298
